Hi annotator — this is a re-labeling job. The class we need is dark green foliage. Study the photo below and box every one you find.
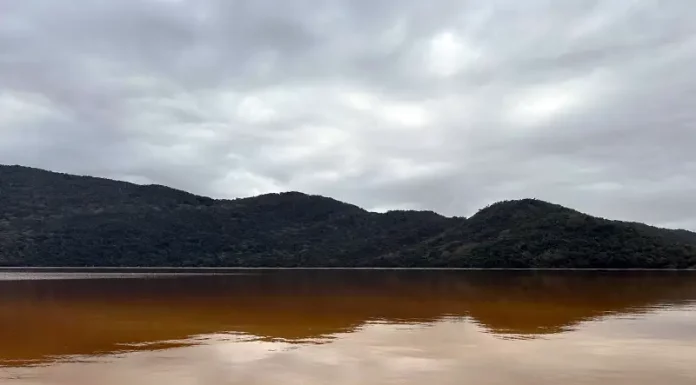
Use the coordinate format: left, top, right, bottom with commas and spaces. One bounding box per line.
1, 165, 695, 268
391, 199, 696, 268
0, 165, 458, 267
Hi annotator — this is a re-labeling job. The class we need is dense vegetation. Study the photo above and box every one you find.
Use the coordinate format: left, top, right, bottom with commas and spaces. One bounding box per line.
1, 165, 695, 268
385, 200, 696, 268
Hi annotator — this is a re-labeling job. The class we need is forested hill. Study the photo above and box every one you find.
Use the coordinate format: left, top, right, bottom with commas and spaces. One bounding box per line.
1, 164, 695, 268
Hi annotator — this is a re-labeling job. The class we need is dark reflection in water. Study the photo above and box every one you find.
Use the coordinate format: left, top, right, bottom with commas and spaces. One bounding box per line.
1, 269, 696, 369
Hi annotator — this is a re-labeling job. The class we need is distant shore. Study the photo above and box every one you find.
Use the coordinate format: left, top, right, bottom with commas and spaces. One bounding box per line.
2, 267, 695, 272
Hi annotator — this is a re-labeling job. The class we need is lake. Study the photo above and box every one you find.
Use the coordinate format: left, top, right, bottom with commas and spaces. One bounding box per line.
1, 269, 696, 384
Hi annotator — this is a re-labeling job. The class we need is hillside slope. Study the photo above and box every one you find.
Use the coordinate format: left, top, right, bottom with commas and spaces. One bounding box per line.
1, 165, 695, 268
387, 199, 696, 268
0, 165, 460, 267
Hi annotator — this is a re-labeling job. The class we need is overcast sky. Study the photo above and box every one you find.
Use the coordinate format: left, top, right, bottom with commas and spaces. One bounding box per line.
1, 1, 695, 229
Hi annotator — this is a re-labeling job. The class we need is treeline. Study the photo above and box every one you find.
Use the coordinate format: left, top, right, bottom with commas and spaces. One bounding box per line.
1, 165, 695, 268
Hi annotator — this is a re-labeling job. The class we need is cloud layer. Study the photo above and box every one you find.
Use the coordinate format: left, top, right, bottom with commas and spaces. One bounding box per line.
2, 0, 696, 228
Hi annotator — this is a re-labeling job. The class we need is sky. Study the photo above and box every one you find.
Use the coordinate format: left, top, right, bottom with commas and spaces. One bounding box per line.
1, 1, 695, 229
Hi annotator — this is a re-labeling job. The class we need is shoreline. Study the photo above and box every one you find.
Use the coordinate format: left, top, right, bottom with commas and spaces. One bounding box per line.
1, 267, 695, 272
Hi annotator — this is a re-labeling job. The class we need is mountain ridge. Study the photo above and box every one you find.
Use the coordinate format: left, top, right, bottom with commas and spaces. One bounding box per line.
1, 164, 695, 268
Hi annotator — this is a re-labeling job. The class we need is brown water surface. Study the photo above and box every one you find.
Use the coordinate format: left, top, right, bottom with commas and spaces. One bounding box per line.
1, 269, 695, 384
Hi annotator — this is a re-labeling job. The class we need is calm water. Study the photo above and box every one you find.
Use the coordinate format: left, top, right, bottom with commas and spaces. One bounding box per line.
1, 269, 696, 384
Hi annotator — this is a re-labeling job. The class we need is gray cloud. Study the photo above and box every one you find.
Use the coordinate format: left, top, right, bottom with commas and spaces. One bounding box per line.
2, 0, 696, 229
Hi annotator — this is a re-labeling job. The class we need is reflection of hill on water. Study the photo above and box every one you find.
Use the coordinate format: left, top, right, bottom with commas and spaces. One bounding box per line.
1, 270, 696, 366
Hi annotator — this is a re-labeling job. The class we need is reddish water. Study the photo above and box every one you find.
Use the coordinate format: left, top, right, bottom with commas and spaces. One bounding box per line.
1, 269, 695, 384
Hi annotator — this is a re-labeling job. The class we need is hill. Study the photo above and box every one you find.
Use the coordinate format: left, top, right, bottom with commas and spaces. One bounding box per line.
1, 165, 695, 268
385, 199, 696, 268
